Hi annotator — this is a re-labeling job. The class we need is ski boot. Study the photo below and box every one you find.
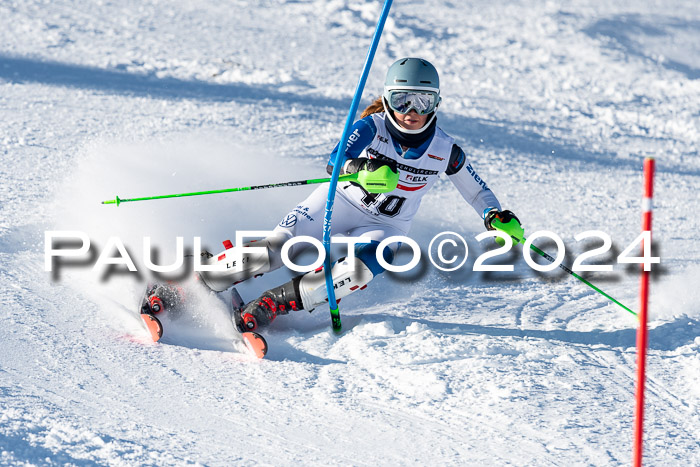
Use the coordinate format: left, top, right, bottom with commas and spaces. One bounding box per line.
141, 283, 185, 315
236, 279, 302, 332
139, 283, 186, 341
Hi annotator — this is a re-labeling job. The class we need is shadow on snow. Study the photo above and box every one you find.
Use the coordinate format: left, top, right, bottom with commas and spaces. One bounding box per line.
583, 14, 700, 80
349, 312, 700, 353
4, 54, 697, 177
0, 53, 344, 109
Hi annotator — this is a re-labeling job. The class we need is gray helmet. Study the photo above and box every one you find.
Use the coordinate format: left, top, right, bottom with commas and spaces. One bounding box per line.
383, 57, 440, 95
382, 58, 441, 134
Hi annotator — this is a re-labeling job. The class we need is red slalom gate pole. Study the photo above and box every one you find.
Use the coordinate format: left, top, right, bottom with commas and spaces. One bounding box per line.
634, 157, 655, 467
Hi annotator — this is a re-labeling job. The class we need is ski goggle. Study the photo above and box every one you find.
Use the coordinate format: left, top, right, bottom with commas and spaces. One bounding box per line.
386, 90, 440, 115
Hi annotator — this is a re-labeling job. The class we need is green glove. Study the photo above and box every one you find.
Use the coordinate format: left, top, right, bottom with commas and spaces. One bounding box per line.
484, 209, 524, 246
346, 158, 399, 194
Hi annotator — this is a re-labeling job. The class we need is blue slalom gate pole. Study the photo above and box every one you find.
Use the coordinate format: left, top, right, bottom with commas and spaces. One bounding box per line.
322, 0, 393, 332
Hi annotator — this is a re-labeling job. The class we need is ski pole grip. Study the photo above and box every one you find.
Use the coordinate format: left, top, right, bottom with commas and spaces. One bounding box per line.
491, 218, 524, 244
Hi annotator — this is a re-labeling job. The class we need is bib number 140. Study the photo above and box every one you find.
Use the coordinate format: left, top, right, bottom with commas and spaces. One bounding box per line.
357, 187, 406, 218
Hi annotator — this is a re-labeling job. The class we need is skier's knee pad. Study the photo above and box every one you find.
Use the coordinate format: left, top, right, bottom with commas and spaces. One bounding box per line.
298, 256, 374, 310
198, 239, 277, 292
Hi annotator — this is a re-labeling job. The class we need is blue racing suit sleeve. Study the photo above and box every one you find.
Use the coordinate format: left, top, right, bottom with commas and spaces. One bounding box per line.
326, 116, 377, 174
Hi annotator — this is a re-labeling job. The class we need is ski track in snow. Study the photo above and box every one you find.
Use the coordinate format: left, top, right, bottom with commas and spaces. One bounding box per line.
1, 0, 700, 465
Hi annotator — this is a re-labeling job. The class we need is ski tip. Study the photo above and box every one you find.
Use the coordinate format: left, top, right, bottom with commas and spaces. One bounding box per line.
241, 332, 268, 359
140, 313, 163, 342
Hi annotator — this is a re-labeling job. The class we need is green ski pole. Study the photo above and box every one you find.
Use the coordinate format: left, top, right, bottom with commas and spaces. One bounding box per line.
492, 218, 637, 317
101, 173, 359, 206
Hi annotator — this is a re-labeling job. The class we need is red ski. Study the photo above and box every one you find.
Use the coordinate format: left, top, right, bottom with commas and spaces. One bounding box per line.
230, 288, 268, 359
137, 283, 268, 359
139, 283, 182, 342
140, 312, 163, 342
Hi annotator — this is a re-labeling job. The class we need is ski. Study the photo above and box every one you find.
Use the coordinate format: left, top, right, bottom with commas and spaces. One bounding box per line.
140, 312, 163, 341
136, 282, 267, 359
230, 288, 269, 359
138, 282, 184, 342
138, 283, 163, 341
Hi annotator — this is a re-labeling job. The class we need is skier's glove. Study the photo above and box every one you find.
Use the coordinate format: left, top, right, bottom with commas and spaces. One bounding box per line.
484, 209, 524, 246
344, 158, 399, 194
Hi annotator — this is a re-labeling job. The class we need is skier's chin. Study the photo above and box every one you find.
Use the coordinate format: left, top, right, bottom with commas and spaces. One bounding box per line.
399, 121, 422, 131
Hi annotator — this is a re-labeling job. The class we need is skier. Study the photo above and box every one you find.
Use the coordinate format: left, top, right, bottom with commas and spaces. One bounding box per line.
158, 57, 524, 333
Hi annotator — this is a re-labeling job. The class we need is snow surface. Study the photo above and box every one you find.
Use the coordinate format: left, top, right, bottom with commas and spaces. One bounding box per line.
2, 0, 700, 465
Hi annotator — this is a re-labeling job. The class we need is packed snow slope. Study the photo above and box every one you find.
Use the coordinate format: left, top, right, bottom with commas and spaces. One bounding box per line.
2, 0, 699, 465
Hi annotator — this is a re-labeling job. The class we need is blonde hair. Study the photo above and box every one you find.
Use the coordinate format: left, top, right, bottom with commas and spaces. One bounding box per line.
360, 96, 384, 118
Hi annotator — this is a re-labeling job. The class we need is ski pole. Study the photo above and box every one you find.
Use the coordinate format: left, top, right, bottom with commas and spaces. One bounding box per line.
101, 173, 360, 206
492, 219, 637, 317
322, 0, 394, 333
